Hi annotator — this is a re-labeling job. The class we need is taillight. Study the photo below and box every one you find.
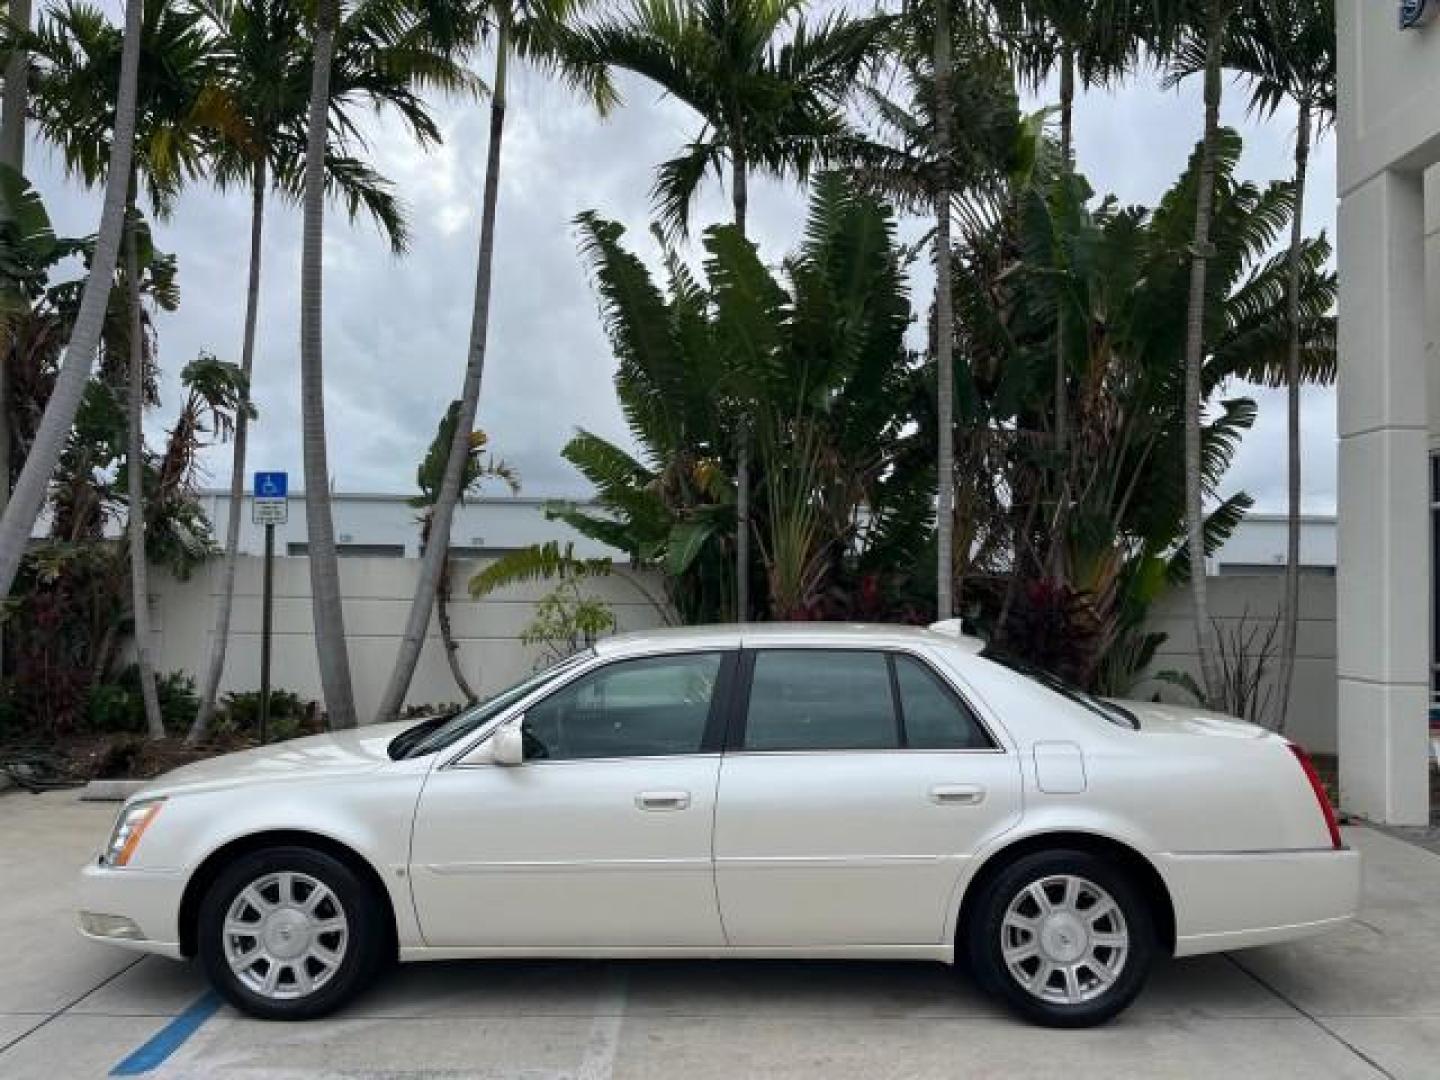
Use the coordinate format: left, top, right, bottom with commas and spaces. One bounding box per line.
1287, 742, 1342, 849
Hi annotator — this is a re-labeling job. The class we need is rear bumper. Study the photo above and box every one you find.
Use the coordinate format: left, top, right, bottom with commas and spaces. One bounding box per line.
77, 861, 186, 960
1159, 846, 1361, 958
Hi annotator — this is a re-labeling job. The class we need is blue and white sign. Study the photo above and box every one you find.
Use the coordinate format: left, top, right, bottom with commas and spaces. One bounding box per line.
1401, 0, 1438, 29
254, 471, 288, 499
253, 471, 289, 525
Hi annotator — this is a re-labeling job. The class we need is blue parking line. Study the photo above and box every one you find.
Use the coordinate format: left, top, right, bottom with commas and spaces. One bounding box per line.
110, 991, 222, 1076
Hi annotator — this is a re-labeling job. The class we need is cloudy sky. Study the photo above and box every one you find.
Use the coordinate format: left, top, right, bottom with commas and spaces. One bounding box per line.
27, 24, 1339, 515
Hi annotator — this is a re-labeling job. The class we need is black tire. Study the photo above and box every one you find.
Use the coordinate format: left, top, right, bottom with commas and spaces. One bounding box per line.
197, 845, 387, 1020
965, 849, 1155, 1028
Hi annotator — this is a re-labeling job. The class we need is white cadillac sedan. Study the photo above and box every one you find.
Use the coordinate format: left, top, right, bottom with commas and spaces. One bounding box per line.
78, 622, 1359, 1027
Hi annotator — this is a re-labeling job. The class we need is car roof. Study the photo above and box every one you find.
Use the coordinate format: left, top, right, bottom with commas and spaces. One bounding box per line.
593, 621, 977, 658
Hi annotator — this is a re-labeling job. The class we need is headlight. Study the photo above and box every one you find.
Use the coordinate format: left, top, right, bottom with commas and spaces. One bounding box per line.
101, 798, 165, 867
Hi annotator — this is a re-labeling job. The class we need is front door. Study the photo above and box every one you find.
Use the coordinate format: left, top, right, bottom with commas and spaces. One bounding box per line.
714, 648, 1022, 946
410, 650, 734, 948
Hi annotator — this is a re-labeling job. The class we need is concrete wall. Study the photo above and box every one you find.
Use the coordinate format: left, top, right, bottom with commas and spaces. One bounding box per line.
147, 558, 1337, 750
150, 556, 670, 718
1138, 575, 1337, 755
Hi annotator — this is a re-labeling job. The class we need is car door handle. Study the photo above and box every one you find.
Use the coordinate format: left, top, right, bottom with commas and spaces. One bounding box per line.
930, 784, 985, 806
635, 790, 691, 811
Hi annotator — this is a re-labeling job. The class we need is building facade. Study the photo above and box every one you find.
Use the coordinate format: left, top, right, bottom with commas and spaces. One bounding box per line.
1336, 0, 1440, 823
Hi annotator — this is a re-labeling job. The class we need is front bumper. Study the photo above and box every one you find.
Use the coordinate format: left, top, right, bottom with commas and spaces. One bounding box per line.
1161, 845, 1361, 957
77, 861, 186, 959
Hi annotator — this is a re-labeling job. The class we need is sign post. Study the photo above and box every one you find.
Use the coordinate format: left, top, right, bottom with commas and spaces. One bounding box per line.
252, 472, 288, 744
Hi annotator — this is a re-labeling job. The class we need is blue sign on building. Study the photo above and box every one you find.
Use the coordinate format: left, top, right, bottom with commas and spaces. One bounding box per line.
254, 471, 288, 500
1401, 0, 1438, 29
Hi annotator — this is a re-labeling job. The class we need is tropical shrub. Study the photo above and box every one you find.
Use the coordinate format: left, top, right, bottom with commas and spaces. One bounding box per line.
215, 689, 321, 743
83, 667, 199, 734
554, 174, 933, 625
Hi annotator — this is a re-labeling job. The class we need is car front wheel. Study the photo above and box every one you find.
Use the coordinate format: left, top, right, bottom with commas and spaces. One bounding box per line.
197, 846, 386, 1020
966, 849, 1155, 1027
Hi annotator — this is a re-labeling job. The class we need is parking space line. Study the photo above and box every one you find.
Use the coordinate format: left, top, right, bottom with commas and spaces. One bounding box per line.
110, 991, 221, 1076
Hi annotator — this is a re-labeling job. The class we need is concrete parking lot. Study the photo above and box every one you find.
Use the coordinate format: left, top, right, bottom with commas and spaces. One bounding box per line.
1, 792, 1438, 1079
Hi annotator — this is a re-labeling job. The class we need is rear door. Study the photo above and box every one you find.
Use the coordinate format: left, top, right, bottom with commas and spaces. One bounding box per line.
713, 647, 1022, 946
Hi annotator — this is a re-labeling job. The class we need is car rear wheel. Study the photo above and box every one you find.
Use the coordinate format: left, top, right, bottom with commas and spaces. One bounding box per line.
198, 846, 385, 1020
966, 849, 1155, 1027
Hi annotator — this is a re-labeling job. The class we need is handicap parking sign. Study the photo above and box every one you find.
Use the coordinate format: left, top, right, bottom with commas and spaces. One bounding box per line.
254, 472, 288, 500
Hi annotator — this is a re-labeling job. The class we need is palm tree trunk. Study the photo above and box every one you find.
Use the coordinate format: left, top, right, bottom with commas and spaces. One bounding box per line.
1274, 98, 1311, 734
1047, 45, 1076, 582
933, 0, 955, 622
0, 0, 28, 171
300, 0, 357, 728
0, 0, 142, 600
436, 549, 477, 703
1182, 2, 1231, 706
1054, 47, 1074, 453
374, 19, 509, 722
124, 194, 165, 740
731, 136, 751, 622
190, 161, 266, 745
0, 0, 30, 675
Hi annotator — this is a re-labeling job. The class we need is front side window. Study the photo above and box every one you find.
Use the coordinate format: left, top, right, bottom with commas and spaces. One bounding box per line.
522, 652, 724, 761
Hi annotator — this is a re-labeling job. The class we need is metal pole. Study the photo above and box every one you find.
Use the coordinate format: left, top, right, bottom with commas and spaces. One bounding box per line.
260, 521, 274, 744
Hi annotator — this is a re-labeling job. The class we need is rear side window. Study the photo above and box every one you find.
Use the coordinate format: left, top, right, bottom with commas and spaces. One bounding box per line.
740, 650, 993, 752
743, 651, 897, 750
893, 654, 991, 749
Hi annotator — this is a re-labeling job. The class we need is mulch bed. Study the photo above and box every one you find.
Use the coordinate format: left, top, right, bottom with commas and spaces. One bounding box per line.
0, 732, 258, 790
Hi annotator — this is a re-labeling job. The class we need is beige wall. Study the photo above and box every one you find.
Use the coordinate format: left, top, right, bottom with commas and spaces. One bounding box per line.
147, 558, 1337, 750
150, 556, 670, 718
1139, 575, 1337, 754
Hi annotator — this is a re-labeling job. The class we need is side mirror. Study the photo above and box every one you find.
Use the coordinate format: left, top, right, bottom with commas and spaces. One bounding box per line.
491, 718, 525, 766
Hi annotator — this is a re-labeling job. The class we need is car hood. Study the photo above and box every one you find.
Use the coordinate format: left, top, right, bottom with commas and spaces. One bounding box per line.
137, 720, 417, 797
1114, 699, 1272, 739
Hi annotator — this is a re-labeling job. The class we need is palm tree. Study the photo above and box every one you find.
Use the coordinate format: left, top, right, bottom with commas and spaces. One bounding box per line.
931, 0, 954, 620
0, 0, 31, 674
575, 0, 889, 623
21, 0, 219, 738
993, 0, 1160, 576
375, 0, 613, 724
839, 10, 1020, 620
409, 404, 517, 702
1168, 0, 1333, 729
188, 0, 463, 743
1171, 0, 1237, 706
0, 0, 140, 603
298, 0, 479, 728
298, 0, 352, 727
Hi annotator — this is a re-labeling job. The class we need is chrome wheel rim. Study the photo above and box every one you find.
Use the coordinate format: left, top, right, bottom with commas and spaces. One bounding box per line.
1000, 874, 1129, 1006
222, 871, 349, 1000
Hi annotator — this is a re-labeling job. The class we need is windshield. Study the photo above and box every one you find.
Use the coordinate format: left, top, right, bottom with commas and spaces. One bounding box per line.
390, 651, 595, 760
982, 652, 1139, 730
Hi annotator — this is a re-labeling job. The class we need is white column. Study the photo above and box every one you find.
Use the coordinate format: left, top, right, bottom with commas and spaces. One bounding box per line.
1336, 168, 1430, 826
